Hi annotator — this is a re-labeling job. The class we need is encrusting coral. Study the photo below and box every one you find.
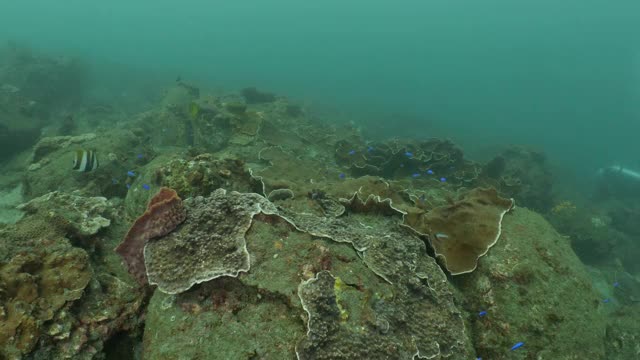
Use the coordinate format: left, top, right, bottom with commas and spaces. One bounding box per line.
290, 193, 473, 359
0, 237, 91, 358
115, 187, 186, 285
144, 188, 279, 294
405, 187, 514, 275
16, 191, 112, 239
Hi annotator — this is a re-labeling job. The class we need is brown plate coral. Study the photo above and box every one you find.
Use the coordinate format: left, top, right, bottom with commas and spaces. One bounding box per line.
405, 188, 514, 275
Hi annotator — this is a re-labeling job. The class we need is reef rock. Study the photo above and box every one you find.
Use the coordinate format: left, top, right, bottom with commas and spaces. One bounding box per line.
0, 237, 91, 359
483, 146, 553, 211
154, 154, 261, 200
24, 129, 144, 199
0, 44, 87, 111
0, 122, 41, 161
457, 208, 607, 359
143, 191, 474, 359
0, 184, 25, 225
241, 87, 276, 104
0, 189, 144, 359
335, 138, 482, 185
17, 191, 112, 239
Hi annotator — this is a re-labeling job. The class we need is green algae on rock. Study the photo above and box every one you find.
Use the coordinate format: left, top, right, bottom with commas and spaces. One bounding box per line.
458, 208, 607, 359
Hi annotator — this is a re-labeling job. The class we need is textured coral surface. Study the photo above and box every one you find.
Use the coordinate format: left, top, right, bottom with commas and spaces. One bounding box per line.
116, 187, 186, 285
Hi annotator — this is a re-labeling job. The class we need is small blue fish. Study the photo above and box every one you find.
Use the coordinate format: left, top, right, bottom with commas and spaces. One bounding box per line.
435, 233, 449, 240
127, 170, 136, 177
603, 298, 610, 303
348, 150, 356, 155
478, 310, 487, 317
136, 153, 144, 159
412, 173, 420, 178
367, 146, 374, 152
142, 184, 151, 190
426, 169, 434, 175
404, 151, 413, 158
440, 177, 447, 182
339, 173, 346, 179
126, 183, 131, 189
613, 282, 620, 287
511, 342, 524, 351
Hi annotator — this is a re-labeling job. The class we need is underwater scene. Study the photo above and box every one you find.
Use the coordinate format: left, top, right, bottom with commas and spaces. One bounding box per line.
1, 1, 640, 359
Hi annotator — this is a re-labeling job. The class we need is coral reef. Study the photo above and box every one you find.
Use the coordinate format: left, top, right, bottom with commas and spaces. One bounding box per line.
241, 87, 277, 104
0, 122, 40, 161
405, 188, 514, 275
0, 56, 625, 359
17, 191, 112, 239
545, 200, 638, 270
145, 189, 278, 294
457, 208, 606, 359
0, 237, 91, 358
335, 138, 482, 185
144, 276, 302, 359
281, 192, 473, 358
143, 193, 474, 359
0, 42, 87, 113
605, 306, 640, 360
483, 146, 553, 211
0, 194, 143, 359
608, 201, 640, 237
24, 129, 145, 199
153, 154, 260, 200
0, 184, 24, 224
116, 187, 187, 286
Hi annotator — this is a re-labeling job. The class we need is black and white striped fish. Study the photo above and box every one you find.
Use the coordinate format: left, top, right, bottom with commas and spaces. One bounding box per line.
72, 150, 99, 172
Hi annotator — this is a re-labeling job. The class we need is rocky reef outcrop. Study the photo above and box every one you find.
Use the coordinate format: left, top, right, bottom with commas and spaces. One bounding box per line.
0, 66, 631, 359
0, 191, 143, 359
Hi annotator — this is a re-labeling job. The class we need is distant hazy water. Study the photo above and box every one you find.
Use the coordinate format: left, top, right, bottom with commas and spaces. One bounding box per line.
1, 0, 639, 185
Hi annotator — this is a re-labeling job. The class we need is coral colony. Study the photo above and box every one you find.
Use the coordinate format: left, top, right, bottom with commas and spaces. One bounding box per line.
1, 56, 632, 358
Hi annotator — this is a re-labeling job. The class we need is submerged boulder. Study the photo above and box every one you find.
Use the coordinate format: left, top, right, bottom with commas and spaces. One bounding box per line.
456, 208, 607, 359
142, 189, 475, 359
0, 207, 143, 359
